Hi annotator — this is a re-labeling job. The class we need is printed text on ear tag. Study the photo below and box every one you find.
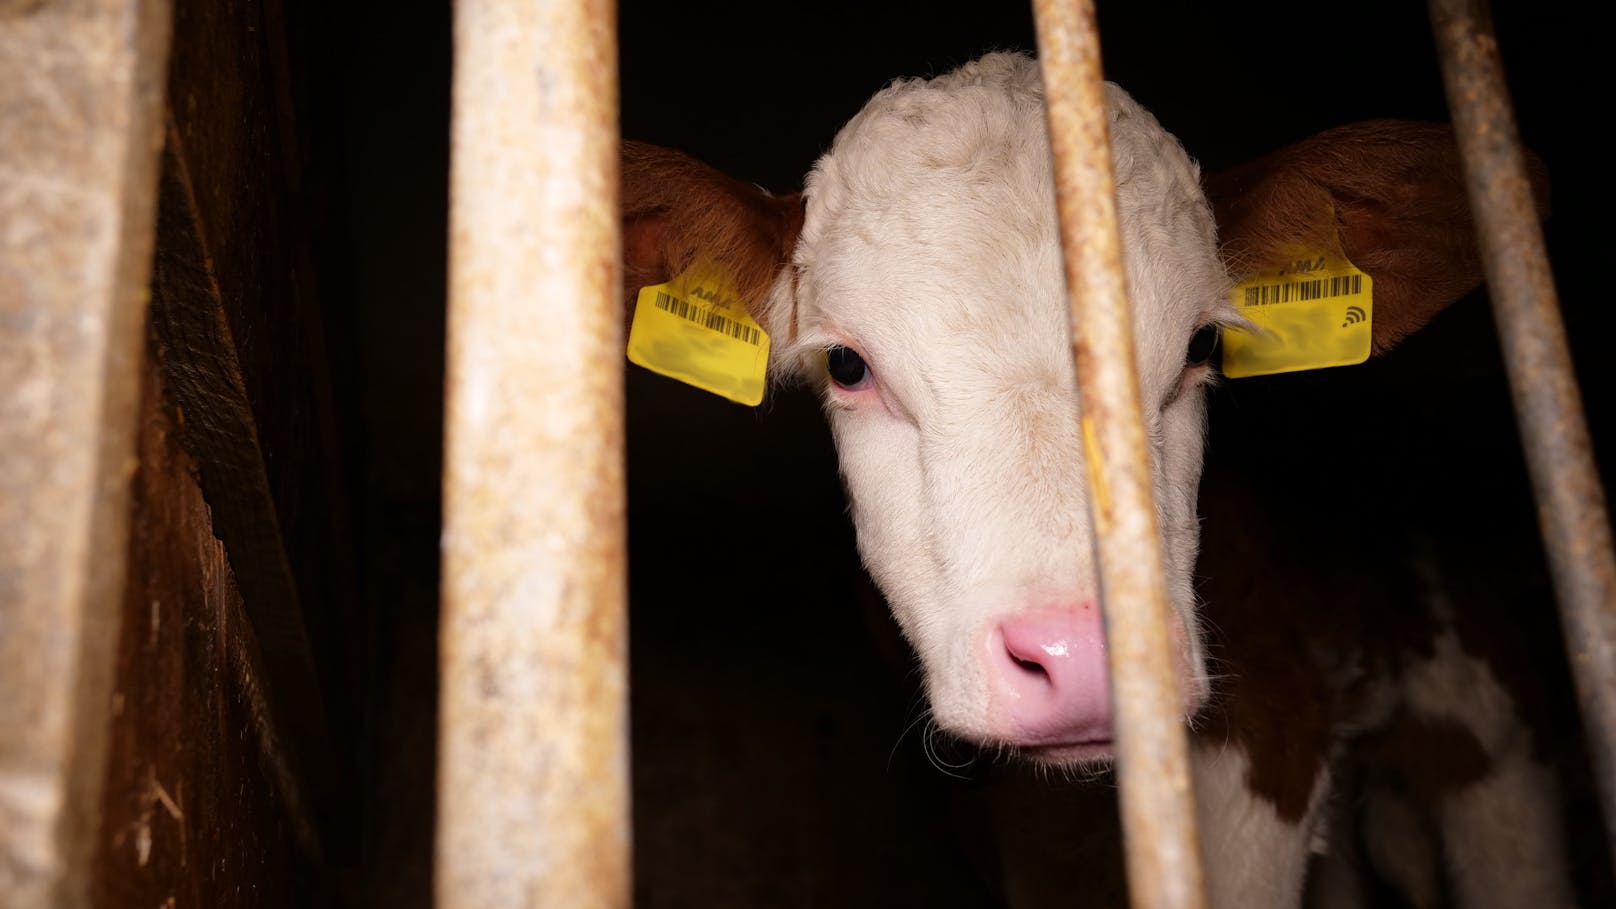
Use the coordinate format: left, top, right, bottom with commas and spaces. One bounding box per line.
626, 262, 771, 406
1221, 252, 1373, 379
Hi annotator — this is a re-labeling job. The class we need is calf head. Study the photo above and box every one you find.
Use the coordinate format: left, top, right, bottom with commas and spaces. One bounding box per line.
622, 52, 1504, 763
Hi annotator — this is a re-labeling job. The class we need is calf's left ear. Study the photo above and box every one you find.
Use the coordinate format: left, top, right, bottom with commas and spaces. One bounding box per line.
1205, 120, 1549, 354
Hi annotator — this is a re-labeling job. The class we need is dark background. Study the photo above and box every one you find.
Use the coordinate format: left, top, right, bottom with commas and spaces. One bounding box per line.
299, 1, 1609, 904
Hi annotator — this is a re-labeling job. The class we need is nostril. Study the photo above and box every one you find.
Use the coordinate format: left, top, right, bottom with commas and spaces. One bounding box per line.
1008, 650, 1049, 680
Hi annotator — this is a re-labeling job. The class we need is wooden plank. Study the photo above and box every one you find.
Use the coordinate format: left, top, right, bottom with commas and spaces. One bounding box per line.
92, 356, 320, 908
85, 0, 359, 897
0, 2, 172, 905
154, 0, 359, 777
135, 122, 331, 854
160, 0, 361, 692
142, 122, 332, 824
128, 0, 366, 870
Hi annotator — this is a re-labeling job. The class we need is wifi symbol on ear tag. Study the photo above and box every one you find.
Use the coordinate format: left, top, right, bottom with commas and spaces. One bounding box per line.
1342, 305, 1367, 328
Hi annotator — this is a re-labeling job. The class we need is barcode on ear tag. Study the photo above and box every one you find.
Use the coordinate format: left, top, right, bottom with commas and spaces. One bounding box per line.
1221, 252, 1373, 379
626, 262, 770, 406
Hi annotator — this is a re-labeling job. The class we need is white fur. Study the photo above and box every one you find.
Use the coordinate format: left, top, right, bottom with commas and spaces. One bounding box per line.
1400, 631, 1577, 908
755, 52, 1231, 743
1193, 742, 1330, 909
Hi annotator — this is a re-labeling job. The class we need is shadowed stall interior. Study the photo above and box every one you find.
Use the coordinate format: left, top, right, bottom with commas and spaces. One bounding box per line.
88, 0, 1612, 905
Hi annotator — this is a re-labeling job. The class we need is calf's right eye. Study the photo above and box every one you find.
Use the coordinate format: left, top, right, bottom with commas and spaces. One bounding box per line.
826, 346, 870, 389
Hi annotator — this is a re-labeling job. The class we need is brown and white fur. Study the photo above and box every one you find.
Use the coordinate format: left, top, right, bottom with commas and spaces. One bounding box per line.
620, 52, 1569, 907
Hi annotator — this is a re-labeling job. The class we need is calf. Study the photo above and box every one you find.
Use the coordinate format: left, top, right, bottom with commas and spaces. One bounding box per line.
622, 52, 1574, 907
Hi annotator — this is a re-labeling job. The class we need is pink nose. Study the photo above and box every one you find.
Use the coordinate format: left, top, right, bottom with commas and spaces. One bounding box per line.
991, 604, 1113, 747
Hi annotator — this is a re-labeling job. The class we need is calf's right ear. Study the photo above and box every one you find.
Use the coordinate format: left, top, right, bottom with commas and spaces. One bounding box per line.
620, 141, 805, 331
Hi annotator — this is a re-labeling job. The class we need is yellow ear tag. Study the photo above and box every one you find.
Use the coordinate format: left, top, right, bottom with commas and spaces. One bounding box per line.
1221, 252, 1373, 379
626, 262, 771, 406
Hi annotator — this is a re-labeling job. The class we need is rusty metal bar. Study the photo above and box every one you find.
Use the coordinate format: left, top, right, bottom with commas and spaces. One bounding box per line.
1031, 2, 1208, 908
437, 0, 630, 906
1431, 0, 1616, 855
0, 0, 173, 905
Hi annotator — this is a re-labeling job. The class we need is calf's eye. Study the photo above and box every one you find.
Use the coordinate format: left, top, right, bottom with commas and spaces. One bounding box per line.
826, 345, 870, 388
1185, 324, 1219, 367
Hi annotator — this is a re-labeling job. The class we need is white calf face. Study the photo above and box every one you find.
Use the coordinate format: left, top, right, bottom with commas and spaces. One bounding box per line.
763, 54, 1233, 760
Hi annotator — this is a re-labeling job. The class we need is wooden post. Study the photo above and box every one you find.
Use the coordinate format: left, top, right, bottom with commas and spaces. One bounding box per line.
1431, 0, 1616, 865
1031, 1, 1209, 906
437, 0, 631, 906
0, 1, 173, 905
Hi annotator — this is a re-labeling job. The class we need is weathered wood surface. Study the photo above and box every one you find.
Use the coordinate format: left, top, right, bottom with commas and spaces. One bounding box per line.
86, 0, 359, 901
0, 1, 172, 905
141, 122, 332, 839
92, 357, 320, 908
153, 0, 359, 790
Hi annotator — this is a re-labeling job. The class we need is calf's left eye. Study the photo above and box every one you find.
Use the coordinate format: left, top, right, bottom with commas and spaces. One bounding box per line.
1185, 324, 1219, 367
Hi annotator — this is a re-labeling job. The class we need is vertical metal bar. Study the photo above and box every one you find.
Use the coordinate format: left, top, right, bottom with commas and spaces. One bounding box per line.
1431, 0, 1616, 856
1031, 2, 1208, 908
0, 1, 172, 905
438, 0, 629, 905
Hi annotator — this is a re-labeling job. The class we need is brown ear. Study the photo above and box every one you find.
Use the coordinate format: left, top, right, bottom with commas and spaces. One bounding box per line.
621, 141, 805, 321
1205, 120, 1549, 353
